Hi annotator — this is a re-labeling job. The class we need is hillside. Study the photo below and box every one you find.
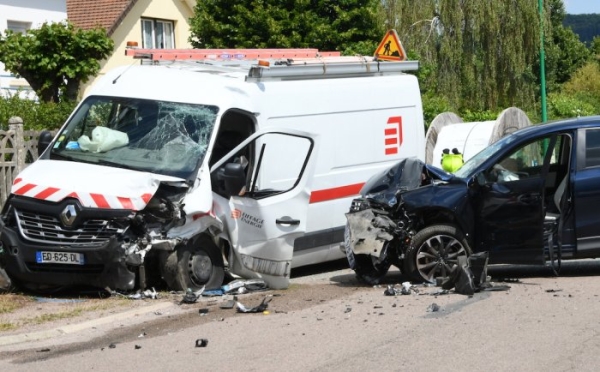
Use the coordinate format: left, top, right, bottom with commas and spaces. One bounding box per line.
564, 14, 600, 45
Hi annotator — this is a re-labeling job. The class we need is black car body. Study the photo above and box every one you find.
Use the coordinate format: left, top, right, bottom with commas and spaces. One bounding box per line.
345, 116, 600, 283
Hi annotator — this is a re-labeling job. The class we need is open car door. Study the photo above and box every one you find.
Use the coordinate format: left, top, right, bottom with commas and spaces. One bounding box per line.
210, 129, 318, 289
475, 136, 555, 265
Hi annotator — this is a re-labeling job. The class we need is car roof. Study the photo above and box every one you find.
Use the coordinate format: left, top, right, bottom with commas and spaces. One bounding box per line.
512, 116, 600, 139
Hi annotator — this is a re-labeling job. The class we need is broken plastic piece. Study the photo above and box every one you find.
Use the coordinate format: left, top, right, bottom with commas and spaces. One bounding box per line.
427, 303, 440, 312
181, 286, 205, 304
219, 299, 236, 309
195, 339, 209, 347
236, 296, 272, 313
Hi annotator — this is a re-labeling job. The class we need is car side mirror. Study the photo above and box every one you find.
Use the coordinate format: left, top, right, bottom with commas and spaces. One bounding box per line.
38, 130, 53, 156
217, 162, 247, 197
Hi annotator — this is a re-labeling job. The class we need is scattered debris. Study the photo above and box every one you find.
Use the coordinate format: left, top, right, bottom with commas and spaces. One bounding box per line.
219, 299, 236, 309
344, 306, 352, 313
138, 332, 147, 338
236, 295, 272, 313
37, 348, 50, 353
180, 286, 205, 304
109, 343, 117, 349
545, 289, 562, 293
427, 303, 440, 312
135, 345, 142, 350
195, 338, 209, 348
199, 308, 209, 315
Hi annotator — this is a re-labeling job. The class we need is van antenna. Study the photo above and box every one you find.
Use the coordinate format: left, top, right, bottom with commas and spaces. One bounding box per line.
113, 60, 138, 84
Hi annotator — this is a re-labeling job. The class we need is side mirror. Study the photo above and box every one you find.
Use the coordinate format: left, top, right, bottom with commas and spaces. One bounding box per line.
218, 162, 247, 197
38, 131, 54, 156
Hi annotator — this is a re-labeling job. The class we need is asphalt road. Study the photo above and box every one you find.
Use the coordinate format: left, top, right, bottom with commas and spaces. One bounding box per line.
2, 259, 600, 371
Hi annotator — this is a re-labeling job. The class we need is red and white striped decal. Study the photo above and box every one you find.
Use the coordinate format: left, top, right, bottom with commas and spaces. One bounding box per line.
11, 178, 152, 211
384, 116, 403, 155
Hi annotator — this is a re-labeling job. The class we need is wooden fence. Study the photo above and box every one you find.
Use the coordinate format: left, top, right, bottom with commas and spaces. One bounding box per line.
0, 117, 48, 207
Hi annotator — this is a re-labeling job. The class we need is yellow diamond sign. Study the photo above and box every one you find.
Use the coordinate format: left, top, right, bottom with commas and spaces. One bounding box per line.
374, 29, 407, 61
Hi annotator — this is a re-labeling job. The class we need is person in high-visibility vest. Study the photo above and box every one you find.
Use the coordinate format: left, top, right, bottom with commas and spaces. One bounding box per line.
441, 148, 464, 173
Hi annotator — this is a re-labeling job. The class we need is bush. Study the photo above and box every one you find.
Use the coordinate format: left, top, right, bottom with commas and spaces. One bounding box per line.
547, 92, 596, 119
0, 94, 76, 130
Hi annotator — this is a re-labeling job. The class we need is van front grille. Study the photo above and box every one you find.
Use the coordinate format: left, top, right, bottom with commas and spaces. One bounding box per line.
15, 209, 122, 246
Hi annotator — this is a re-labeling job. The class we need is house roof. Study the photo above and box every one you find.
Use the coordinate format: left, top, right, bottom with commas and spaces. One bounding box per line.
67, 0, 139, 36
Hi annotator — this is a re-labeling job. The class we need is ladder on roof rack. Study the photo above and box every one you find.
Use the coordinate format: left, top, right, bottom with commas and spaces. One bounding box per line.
125, 47, 419, 79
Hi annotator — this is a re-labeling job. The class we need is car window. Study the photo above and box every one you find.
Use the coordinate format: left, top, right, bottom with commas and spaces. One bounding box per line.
585, 129, 600, 168
484, 137, 549, 183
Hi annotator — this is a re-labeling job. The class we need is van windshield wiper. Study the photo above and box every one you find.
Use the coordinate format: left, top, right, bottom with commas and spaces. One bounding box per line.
96, 159, 138, 171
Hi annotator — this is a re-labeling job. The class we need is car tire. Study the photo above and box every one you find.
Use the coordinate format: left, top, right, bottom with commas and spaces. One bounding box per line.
404, 224, 471, 283
344, 223, 390, 285
161, 236, 225, 291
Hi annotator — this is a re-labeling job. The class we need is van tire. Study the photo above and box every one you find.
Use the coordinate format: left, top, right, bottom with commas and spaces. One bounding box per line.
404, 224, 471, 283
161, 236, 225, 291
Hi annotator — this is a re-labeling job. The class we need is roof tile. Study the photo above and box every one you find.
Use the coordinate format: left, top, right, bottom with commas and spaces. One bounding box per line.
67, 0, 137, 35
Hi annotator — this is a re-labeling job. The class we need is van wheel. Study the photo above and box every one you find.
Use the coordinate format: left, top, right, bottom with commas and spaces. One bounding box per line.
344, 223, 390, 285
161, 237, 225, 291
404, 224, 471, 283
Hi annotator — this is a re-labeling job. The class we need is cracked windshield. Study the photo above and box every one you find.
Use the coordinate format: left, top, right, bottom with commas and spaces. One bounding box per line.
50, 96, 218, 179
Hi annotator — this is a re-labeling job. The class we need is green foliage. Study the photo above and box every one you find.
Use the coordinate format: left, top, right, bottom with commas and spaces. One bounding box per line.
547, 92, 596, 119
0, 94, 75, 131
189, 0, 383, 52
421, 93, 452, 127
0, 21, 113, 103
459, 110, 498, 123
556, 61, 600, 116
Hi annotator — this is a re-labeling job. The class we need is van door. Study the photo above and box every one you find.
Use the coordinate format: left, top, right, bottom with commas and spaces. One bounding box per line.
210, 129, 318, 289
475, 136, 552, 264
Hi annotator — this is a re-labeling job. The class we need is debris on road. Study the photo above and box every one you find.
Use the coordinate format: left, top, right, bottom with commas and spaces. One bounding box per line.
199, 308, 209, 315
180, 287, 206, 304
135, 345, 142, 350
427, 303, 440, 312
236, 295, 272, 313
195, 338, 209, 348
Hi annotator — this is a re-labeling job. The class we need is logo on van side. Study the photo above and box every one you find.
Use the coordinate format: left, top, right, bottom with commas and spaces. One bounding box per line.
384, 116, 403, 155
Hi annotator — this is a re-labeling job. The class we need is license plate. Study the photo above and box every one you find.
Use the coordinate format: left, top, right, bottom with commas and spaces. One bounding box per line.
36, 251, 85, 265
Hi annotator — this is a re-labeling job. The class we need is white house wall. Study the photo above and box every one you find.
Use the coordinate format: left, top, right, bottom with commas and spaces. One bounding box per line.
0, 0, 67, 99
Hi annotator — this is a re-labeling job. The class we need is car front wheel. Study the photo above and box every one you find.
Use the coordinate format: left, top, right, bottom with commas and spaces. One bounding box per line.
404, 224, 471, 283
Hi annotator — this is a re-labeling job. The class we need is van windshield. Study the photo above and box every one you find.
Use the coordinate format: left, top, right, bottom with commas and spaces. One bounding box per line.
50, 96, 218, 180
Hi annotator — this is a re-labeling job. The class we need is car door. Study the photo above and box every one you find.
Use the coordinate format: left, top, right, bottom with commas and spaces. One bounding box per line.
210, 128, 318, 289
474, 136, 552, 264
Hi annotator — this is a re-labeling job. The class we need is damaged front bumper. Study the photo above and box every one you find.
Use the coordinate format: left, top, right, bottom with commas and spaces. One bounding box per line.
345, 209, 395, 258
0, 224, 137, 290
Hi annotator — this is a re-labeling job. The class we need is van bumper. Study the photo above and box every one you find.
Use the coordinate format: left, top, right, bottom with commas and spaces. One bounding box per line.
0, 224, 136, 291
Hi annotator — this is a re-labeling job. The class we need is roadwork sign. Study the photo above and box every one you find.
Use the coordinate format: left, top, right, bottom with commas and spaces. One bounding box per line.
374, 29, 407, 61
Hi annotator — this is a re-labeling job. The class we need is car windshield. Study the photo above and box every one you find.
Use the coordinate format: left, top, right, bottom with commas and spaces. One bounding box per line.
50, 96, 218, 180
453, 134, 519, 178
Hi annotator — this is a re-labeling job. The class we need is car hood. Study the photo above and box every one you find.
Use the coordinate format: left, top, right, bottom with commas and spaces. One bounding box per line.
361, 158, 453, 207
11, 159, 187, 211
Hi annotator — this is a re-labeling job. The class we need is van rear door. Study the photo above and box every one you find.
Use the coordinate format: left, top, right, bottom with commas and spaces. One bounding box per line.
210, 129, 318, 289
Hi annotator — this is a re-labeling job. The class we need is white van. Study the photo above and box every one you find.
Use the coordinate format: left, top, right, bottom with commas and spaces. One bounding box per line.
0, 50, 425, 292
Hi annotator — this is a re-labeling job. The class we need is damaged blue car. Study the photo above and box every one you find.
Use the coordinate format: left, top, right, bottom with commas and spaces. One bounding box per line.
345, 116, 600, 284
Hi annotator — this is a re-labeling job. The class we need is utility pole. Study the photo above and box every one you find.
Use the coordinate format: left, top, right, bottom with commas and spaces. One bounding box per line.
539, 0, 547, 122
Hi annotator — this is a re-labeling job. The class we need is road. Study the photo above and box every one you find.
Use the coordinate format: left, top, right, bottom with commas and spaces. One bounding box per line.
1, 259, 600, 371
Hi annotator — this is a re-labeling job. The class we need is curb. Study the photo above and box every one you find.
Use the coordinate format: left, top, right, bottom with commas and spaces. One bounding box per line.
0, 301, 174, 347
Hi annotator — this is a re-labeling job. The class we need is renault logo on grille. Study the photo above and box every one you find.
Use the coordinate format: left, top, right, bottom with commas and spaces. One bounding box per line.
60, 205, 77, 227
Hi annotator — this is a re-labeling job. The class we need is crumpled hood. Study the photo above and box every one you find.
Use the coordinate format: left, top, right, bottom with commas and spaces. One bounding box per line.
11, 160, 186, 211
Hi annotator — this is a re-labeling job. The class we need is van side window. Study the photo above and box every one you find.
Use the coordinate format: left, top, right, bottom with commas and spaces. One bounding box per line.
585, 129, 600, 168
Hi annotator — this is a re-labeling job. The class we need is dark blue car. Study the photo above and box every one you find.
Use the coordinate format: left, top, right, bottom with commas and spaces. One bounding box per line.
345, 116, 600, 284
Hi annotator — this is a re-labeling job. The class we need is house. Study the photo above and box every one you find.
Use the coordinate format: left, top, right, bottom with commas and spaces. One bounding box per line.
0, 0, 67, 99
67, 0, 196, 97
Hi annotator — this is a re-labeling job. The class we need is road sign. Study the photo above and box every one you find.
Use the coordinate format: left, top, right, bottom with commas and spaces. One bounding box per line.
374, 29, 407, 61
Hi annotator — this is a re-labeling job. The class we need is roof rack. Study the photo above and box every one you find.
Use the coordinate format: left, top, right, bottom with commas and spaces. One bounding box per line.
125, 46, 419, 79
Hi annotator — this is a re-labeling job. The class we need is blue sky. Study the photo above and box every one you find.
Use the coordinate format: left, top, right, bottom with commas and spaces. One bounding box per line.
564, 0, 600, 14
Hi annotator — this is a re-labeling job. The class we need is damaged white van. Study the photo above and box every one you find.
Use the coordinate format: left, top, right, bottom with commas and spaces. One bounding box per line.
0, 49, 425, 292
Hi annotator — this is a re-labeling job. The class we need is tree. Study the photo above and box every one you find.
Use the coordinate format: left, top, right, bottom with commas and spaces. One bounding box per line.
189, 0, 383, 54
0, 21, 113, 103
